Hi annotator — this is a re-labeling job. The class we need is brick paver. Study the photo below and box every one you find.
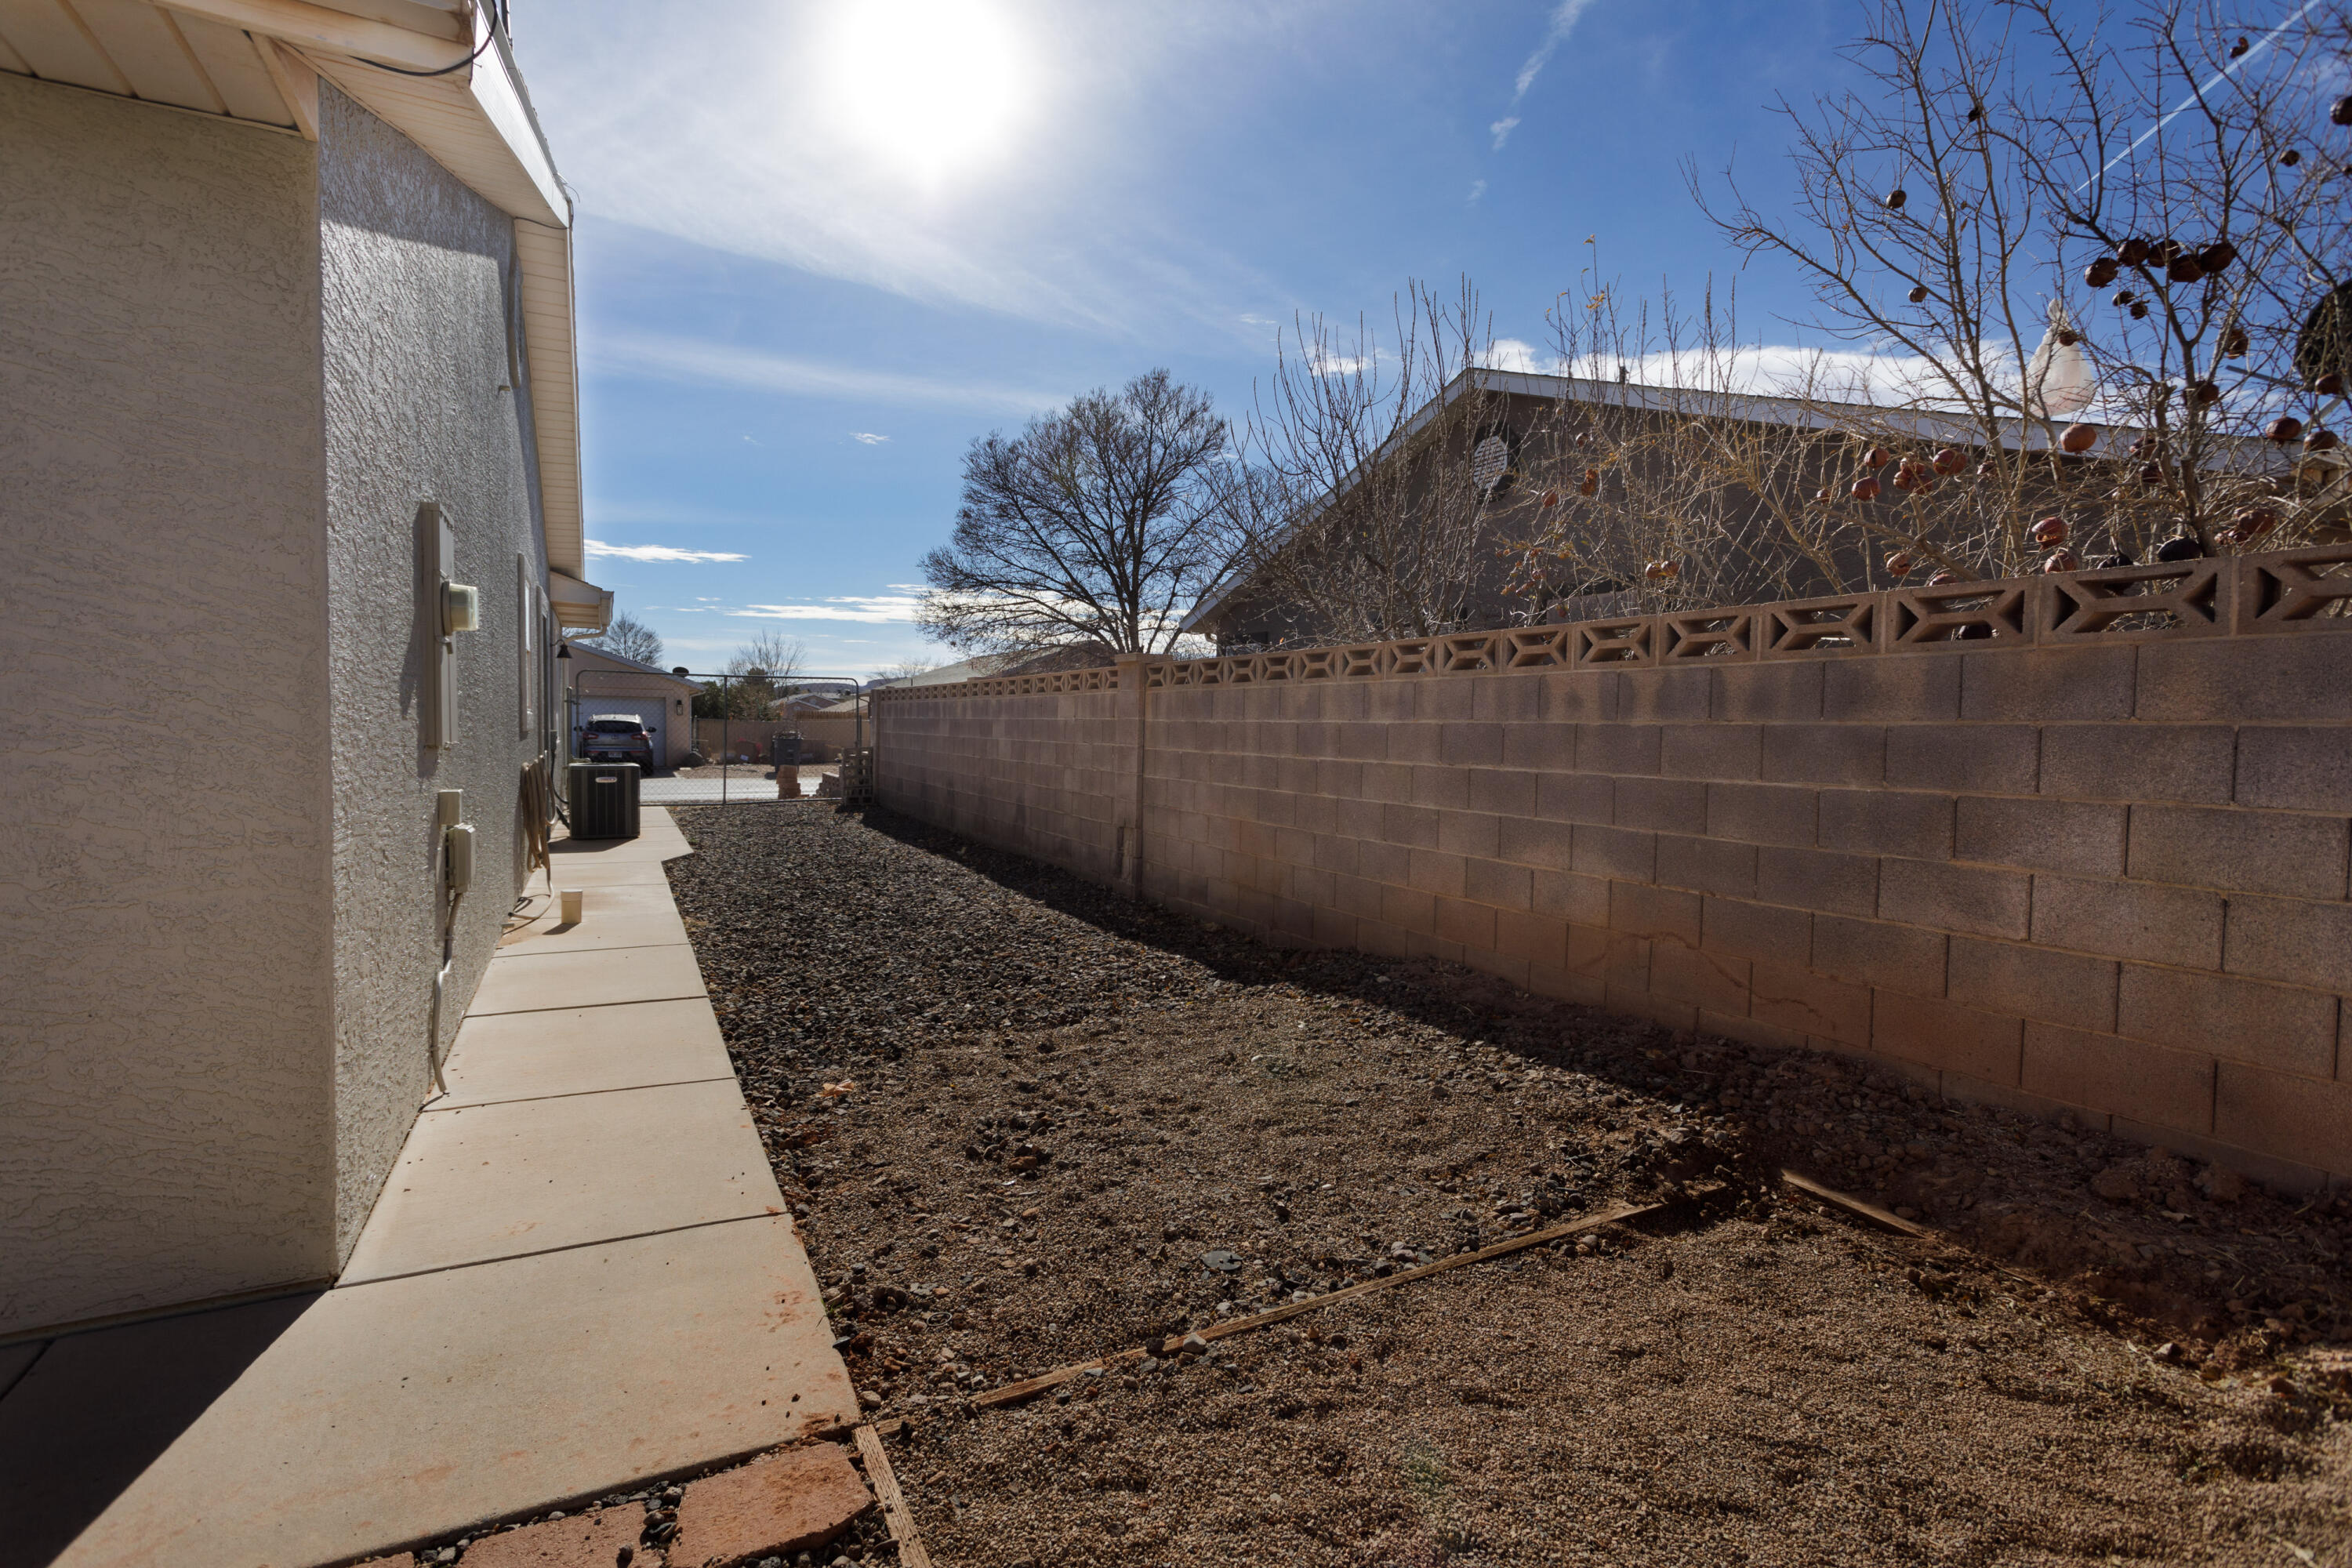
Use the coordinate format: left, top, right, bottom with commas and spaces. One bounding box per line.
455, 1506, 644, 1568
668, 1444, 870, 1568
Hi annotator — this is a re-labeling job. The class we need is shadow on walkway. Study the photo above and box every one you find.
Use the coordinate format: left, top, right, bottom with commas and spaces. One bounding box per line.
0, 1291, 314, 1568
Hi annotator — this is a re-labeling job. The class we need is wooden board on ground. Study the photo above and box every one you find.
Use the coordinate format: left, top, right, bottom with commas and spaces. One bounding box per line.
975, 1200, 1658, 1410
1781, 1170, 1933, 1238
851, 1424, 931, 1568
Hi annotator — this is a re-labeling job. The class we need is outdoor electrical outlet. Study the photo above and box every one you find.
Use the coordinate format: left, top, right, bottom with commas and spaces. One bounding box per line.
437, 789, 464, 827
443, 823, 475, 898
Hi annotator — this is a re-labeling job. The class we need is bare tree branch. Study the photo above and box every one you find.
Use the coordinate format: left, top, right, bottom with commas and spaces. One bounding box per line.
920, 370, 1230, 655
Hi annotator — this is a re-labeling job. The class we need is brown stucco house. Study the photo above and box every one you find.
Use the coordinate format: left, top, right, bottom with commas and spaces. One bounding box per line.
1182, 368, 1929, 652
1, 0, 610, 1339
562, 642, 696, 768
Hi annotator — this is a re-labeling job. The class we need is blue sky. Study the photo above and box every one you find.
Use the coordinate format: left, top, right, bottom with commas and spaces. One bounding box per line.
520, 0, 1905, 677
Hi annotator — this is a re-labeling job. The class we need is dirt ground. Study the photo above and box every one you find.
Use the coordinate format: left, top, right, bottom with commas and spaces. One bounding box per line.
668, 802, 2352, 1568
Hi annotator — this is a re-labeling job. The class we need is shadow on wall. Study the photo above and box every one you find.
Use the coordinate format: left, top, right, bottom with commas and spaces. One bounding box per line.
853, 804, 1619, 1036
841, 804, 2341, 1346
0, 1292, 315, 1568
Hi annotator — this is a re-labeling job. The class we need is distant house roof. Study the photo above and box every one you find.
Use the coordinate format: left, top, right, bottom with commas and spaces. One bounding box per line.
1181, 367, 1986, 635
895, 654, 1023, 686
1178, 363, 2269, 635
562, 641, 695, 693
876, 646, 1123, 689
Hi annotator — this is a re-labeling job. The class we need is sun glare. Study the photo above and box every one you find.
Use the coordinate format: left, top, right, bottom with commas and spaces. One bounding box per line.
826, 2, 1031, 184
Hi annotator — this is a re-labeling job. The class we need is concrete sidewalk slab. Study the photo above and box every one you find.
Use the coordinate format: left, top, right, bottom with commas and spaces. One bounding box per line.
535, 858, 676, 889
340, 1080, 785, 1283
438, 1000, 731, 1109
497, 901, 691, 956
0, 809, 850, 1568
469, 944, 707, 1015
509, 880, 684, 923
551, 815, 691, 864
13, 1218, 853, 1568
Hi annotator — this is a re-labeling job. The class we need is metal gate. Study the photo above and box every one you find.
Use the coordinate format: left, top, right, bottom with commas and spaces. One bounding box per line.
567, 670, 867, 807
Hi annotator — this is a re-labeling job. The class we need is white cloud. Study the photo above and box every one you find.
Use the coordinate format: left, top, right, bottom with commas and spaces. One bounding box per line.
1483, 338, 1563, 376
592, 332, 1067, 416
1600, 341, 2037, 411
1509, 0, 1602, 109
1488, 117, 1519, 150
852, 432, 891, 445
730, 594, 927, 625
1478, 336, 2042, 412
1467, 179, 1487, 203
586, 540, 749, 563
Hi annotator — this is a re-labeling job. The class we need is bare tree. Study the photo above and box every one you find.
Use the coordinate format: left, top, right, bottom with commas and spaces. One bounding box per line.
1225, 2, 2346, 644
689, 629, 808, 721
1499, 275, 1863, 615
919, 370, 1230, 655
578, 609, 663, 667
728, 629, 806, 684
2017, 0, 2350, 556
1681, 0, 2350, 583
1210, 280, 1536, 646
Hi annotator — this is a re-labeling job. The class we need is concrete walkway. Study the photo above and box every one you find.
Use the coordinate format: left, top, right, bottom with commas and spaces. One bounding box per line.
0, 810, 853, 1568
641, 766, 830, 805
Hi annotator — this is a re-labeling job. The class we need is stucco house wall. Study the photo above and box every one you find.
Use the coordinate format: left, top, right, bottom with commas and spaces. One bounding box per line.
0, 73, 339, 1331
318, 82, 552, 1260
1, 72, 562, 1337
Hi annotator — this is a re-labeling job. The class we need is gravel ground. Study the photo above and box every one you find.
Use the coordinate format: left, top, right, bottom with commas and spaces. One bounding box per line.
668, 802, 2352, 1568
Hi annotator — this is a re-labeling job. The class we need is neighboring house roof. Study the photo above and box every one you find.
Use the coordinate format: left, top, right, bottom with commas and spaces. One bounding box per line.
1180, 364, 2291, 635
563, 641, 695, 694
875, 646, 1122, 688
0, 0, 600, 599
891, 654, 1025, 686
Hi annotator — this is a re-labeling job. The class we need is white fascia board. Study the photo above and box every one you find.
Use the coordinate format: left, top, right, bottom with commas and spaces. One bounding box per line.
549, 569, 612, 633
286, 2, 583, 582
463, 13, 563, 225
302, 46, 566, 226
514, 220, 585, 579
151, 0, 467, 71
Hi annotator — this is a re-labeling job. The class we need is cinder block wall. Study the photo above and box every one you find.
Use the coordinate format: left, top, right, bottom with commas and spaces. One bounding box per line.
876, 566, 2352, 1190
879, 681, 1132, 887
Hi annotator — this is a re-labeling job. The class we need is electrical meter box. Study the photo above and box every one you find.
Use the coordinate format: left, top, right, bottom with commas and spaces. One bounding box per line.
568, 761, 640, 840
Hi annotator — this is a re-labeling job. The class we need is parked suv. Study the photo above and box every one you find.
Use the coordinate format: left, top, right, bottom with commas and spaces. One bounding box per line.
578, 715, 655, 768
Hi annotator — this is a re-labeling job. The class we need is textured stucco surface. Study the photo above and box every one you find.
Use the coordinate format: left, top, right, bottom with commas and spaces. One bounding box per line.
318, 82, 550, 1262
0, 74, 337, 1332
